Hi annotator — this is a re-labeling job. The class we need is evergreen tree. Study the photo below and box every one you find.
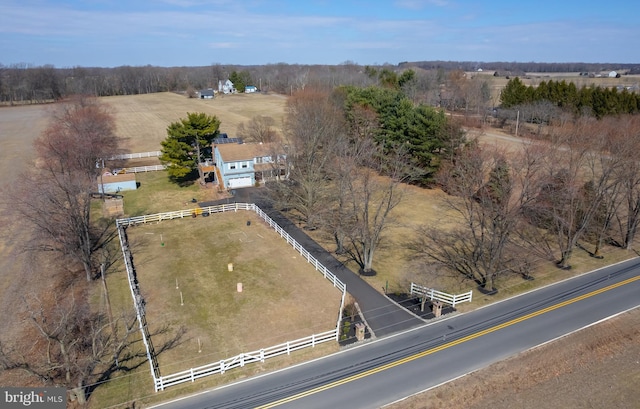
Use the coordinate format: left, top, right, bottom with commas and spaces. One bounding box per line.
229, 70, 253, 92
160, 112, 220, 181
500, 77, 529, 108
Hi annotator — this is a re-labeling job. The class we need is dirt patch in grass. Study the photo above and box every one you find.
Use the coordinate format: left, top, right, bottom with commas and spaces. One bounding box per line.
388, 307, 640, 409
125, 210, 343, 375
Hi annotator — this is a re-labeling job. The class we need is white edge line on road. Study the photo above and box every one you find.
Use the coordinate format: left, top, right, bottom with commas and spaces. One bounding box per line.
380, 304, 640, 408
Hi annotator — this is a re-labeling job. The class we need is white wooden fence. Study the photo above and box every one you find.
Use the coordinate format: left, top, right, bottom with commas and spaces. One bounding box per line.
116, 203, 346, 391
120, 164, 166, 173
110, 151, 162, 160
156, 329, 337, 390
410, 283, 473, 307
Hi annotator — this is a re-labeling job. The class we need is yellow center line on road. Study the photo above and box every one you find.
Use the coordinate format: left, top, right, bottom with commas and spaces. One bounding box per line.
255, 274, 640, 408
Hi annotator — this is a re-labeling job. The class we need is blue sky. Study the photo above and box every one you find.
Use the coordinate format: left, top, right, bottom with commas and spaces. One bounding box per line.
1, 0, 638, 68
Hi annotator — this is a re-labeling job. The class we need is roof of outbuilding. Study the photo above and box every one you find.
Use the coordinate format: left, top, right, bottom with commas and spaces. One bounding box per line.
98, 173, 136, 183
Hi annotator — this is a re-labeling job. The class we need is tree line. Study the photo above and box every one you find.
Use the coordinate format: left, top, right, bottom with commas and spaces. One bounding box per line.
402, 60, 640, 75
0, 61, 494, 112
500, 77, 640, 118
0, 62, 376, 104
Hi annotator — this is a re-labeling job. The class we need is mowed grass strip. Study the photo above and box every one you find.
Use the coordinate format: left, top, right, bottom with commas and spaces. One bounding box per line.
126, 210, 343, 375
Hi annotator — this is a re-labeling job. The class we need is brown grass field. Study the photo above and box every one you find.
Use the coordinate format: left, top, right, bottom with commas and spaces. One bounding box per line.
104, 92, 287, 153
1, 90, 639, 408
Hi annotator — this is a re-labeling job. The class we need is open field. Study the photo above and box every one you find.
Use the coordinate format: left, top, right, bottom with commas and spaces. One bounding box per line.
102, 92, 287, 153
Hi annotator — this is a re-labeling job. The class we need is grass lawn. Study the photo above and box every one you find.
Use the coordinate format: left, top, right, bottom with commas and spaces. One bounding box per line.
119, 171, 224, 216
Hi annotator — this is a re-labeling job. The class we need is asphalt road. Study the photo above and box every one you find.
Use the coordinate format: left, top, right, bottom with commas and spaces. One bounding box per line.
153, 257, 640, 409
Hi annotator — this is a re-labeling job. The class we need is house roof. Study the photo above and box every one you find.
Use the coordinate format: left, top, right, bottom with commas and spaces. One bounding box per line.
215, 142, 280, 162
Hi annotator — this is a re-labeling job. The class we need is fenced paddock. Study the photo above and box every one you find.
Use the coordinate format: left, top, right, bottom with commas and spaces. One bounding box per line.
410, 283, 473, 307
116, 203, 346, 391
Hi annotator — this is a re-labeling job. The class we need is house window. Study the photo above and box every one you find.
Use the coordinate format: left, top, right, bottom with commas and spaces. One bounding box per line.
241, 162, 248, 169
230, 164, 236, 170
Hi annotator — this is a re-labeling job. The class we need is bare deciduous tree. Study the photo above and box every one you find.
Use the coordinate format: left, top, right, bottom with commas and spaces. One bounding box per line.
338, 144, 408, 275
277, 88, 345, 229
0, 281, 184, 405
607, 116, 640, 250
4, 97, 120, 282
410, 144, 535, 291
237, 115, 278, 143
523, 118, 623, 268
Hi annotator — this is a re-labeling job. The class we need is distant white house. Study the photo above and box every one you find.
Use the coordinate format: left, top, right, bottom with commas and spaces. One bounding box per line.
218, 79, 236, 94
608, 71, 618, 78
245, 85, 258, 93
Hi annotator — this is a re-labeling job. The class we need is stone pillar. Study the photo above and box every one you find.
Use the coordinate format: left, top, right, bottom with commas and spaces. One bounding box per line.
432, 301, 443, 318
355, 323, 365, 341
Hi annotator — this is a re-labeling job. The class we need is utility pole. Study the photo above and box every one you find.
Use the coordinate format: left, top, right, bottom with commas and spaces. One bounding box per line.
515, 110, 520, 137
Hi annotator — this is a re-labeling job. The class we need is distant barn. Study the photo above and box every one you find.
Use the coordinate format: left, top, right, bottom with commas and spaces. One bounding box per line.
199, 88, 215, 99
